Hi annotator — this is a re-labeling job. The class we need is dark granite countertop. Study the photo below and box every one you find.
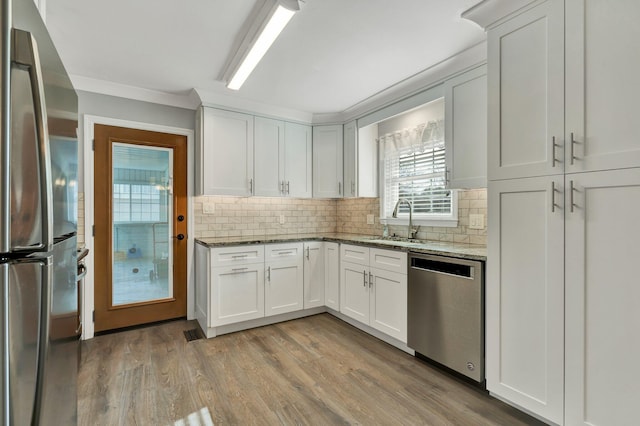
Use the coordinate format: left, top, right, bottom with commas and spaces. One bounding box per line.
195, 233, 486, 261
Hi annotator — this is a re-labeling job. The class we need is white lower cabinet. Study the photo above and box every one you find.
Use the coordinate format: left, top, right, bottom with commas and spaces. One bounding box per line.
339, 245, 407, 343
211, 264, 265, 326
487, 176, 564, 424
303, 242, 325, 309
564, 168, 640, 426
264, 243, 304, 317
324, 242, 340, 310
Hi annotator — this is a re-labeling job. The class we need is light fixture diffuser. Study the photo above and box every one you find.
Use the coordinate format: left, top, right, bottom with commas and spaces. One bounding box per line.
222, 0, 300, 91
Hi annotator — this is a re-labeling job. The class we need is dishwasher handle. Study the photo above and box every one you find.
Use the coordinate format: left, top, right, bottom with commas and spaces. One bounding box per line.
410, 256, 475, 279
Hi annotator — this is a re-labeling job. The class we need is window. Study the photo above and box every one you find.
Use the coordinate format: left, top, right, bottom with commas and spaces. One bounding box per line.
380, 119, 457, 226
113, 183, 166, 222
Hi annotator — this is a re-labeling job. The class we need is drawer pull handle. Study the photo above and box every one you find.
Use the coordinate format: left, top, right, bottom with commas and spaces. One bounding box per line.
231, 268, 248, 273
232, 254, 249, 259
276, 251, 293, 256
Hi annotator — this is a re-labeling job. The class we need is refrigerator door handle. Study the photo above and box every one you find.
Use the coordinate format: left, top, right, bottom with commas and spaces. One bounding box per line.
11, 29, 53, 250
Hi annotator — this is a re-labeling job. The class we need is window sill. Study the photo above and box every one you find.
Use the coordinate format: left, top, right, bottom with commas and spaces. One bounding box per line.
380, 217, 458, 228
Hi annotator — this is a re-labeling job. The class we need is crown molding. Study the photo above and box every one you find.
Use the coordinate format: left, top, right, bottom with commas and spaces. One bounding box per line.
461, 0, 541, 29
312, 41, 487, 125
70, 75, 201, 110
194, 87, 313, 124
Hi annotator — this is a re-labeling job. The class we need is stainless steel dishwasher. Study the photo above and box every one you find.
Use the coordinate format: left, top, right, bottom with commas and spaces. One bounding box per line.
408, 252, 484, 383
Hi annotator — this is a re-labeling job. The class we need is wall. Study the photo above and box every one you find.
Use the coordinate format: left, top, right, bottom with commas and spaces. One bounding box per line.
77, 91, 195, 191
194, 196, 337, 238
337, 189, 487, 245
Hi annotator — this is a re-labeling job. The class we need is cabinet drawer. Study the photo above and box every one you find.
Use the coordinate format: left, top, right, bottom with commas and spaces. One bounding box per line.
265, 242, 303, 262
340, 244, 370, 266
370, 248, 407, 275
211, 245, 264, 267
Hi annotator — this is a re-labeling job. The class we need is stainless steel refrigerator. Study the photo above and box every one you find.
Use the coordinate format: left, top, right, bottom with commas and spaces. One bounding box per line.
1, 0, 79, 424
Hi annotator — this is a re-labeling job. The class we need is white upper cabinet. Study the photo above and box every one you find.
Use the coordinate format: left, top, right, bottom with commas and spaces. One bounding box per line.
283, 122, 312, 198
343, 121, 357, 198
196, 107, 254, 196
487, 0, 564, 180
313, 125, 343, 198
254, 117, 284, 197
565, 0, 640, 173
444, 65, 487, 188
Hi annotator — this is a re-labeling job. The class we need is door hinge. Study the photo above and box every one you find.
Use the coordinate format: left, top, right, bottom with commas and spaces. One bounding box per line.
92, 225, 95, 237
92, 138, 95, 150
92, 310, 95, 322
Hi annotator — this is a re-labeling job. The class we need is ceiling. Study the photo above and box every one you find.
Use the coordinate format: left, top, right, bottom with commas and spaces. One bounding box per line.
45, 0, 485, 115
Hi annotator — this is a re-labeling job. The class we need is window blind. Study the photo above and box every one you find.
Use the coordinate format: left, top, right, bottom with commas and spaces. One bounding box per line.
381, 120, 452, 219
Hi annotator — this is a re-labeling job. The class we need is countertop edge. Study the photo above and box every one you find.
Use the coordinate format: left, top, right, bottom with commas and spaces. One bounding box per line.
195, 235, 486, 261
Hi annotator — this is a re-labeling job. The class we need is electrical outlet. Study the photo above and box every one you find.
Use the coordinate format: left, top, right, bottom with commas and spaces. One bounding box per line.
279, 214, 285, 225
366, 214, 374, 225
469, 214, 484, 230
203, 203, 215, 215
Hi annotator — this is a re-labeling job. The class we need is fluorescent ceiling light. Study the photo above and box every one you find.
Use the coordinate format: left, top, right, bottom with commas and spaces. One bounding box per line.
224, 0, 299, 91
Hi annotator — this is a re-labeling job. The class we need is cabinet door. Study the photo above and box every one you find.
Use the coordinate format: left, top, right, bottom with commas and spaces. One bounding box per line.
487, 176, 564, 425
565, 0, 640, 173
324, 242, 340, 310
283, 122, 312, 198
369, 267, 407, 343
487, 0, 564, 180
343, 121, 357, 198
194, 243, 211, 328
211, 264, 264, 326
565, 168, 640, 426
303, 242, 324, 309
265, 258, 304, 316
200, 108, 254, 196
254, 117, 284, 197
313, 125, 343, 198
340, 261, 369, 323
444, 65, 487, 188
357, 125, 378, 198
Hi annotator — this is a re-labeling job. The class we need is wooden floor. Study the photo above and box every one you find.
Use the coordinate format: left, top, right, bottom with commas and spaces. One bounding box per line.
78, 314, 542, 425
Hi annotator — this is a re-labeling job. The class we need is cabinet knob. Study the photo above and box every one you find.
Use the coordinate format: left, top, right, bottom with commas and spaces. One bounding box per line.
177, 215, 185, 222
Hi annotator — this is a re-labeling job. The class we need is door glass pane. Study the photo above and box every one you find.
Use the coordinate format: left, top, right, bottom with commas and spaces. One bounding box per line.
111, 143, 172, 306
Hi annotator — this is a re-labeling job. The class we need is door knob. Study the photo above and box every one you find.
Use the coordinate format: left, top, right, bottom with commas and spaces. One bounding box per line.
177, 215, 185, 222
175, 234, 185, 240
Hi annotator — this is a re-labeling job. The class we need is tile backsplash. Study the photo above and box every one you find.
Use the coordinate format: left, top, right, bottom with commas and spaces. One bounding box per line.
194, 189, 486, 245
337, 189, 487, 245
194, 196, 337, 238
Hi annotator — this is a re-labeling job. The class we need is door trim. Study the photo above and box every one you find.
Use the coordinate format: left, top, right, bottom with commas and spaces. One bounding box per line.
82, 114, 194, 340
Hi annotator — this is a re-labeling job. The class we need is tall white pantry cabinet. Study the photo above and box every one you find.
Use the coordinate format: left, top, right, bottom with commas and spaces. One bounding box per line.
469, 0, 640, 424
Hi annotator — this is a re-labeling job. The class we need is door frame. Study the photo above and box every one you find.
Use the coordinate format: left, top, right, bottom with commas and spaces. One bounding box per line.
82, 115, 194, 339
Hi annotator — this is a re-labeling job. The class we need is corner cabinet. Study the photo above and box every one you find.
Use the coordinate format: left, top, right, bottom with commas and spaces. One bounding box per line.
339, 244, 407, 343
196, 107, 254, 196
313, 125, 343, 198
444, 65, 487, 188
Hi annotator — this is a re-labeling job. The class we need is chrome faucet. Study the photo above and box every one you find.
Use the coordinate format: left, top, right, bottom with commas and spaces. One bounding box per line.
392, 198, 420, 239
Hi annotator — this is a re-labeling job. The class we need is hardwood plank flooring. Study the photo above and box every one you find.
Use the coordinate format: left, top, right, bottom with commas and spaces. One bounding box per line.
78, 314, 542, 425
